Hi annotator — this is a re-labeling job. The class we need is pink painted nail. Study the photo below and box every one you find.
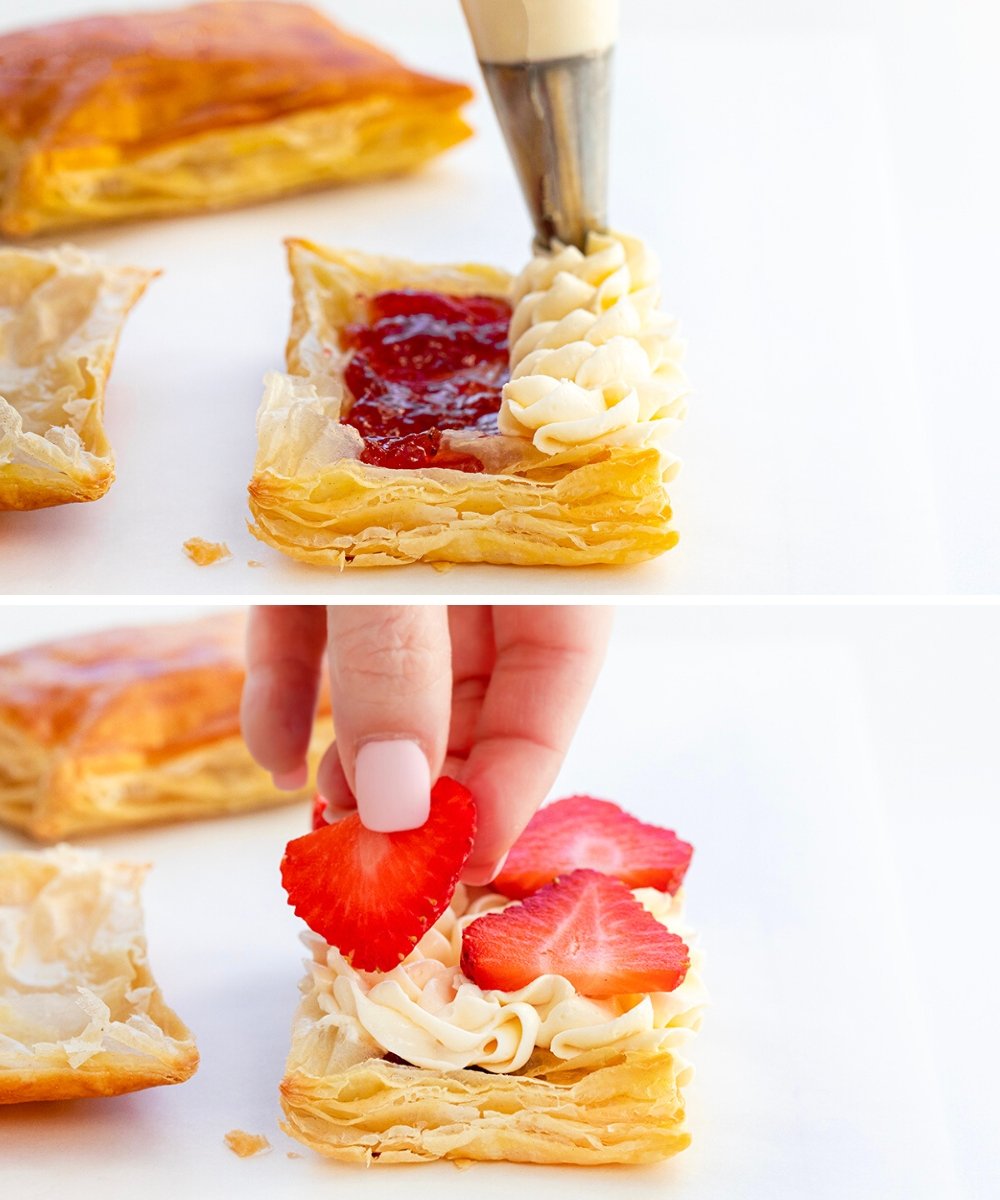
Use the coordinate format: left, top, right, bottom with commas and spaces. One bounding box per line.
272, 764, 308, 791
354, 740, 430, 832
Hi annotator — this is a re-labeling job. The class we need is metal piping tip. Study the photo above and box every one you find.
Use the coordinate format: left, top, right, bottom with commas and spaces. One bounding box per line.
477, 48, 612, 253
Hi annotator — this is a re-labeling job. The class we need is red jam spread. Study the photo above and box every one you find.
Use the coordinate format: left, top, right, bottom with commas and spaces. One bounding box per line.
342, 290, 511, 472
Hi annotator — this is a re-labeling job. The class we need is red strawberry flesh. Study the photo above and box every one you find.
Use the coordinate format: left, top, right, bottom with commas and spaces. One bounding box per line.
461, 868, 690, 998
311, 794, 329, 830
282, 776, 476, 972
494, 795, 693, 899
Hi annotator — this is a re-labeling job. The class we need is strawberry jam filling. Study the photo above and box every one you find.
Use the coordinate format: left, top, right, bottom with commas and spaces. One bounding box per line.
342, 290, 511, 472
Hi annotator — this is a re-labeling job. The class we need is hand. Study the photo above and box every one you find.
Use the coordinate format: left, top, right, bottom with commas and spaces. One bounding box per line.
240, 605, 611, 883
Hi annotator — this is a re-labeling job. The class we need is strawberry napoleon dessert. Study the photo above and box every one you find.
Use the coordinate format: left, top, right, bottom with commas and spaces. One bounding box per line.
279, 785, 704, 1165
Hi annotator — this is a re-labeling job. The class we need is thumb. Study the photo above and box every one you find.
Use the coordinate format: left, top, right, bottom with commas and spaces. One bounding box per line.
322, 606, 451, 832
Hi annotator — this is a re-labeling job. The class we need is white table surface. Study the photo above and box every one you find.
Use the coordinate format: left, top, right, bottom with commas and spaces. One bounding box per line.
0, 603, 995, 1197
0, 0, 997, 596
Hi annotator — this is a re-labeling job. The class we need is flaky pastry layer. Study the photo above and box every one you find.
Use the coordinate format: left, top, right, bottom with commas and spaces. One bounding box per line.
0, 244, 155, 510
281, 1045, 690, 1165
0, 2, 472, 237
0, 612, 331, 840
248, 240, 678, 567
0, 846, 197, 1103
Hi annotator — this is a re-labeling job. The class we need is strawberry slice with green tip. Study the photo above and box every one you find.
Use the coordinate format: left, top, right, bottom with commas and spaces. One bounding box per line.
281, 776, 476, 972
461, 868, 690, 997
493, 795, 693, 899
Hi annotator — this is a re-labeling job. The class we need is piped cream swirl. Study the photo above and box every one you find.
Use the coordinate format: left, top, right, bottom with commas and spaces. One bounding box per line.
498, 232, 689, 458
301, 884, 705, 1075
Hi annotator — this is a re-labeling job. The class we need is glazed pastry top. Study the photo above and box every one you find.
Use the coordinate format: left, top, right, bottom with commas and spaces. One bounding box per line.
0, 613, 245, 754
0, 1, 471, 152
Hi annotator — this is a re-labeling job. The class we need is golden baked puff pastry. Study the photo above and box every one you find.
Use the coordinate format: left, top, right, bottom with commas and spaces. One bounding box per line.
280, 884, 703, 1165
278, 791, 703, 1163
0, 245, 155, 511
248, 233, 689, 568
0, 612, 332, 841
0, 1, 473, 238
282, 1046, 692, 1165
0, 845, 198, 1103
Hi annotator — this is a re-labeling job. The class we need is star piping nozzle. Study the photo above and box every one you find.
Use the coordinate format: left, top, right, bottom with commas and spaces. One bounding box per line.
461, 0, 617, 251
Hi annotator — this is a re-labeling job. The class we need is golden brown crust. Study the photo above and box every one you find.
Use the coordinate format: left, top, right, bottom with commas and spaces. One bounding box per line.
247, 239, 678, 568
280, 1049, 690, 1165
0, 245, 155, 510
0, 847, 198, 1104
0, 1056, 199, 1103
0, 612, 331, 840
0, 2, 473, 237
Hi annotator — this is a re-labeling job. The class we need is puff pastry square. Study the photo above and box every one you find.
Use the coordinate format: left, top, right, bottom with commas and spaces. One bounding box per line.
279, 885, 703, 1165
0, 612, 331, 841
0, 1, 473, 238
0, 244, 155, 511
0, 845, 198, 1103
248, 239, 677, 568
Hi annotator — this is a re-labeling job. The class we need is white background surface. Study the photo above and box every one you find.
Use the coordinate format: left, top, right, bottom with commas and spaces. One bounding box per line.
0, 0, 997, 596
0, 602, 996, 1197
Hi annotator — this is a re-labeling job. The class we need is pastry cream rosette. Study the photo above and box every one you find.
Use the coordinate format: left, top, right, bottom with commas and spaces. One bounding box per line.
499, 232, 690, 468
281, 883, 704, 1165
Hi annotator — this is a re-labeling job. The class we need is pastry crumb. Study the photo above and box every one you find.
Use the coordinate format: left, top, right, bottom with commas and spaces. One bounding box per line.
248, 559, 265, 568
224, 1130, 271, 1158
286, 1151, 302, 1159
430, 561, 454, 574
184, 537, 232, 566
452, 1158, 474, 1171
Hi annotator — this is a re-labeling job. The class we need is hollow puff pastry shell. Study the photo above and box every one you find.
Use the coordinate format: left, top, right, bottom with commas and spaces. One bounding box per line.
0, 845, 197, 1103
281, 1003, 690, 1165
0, 612, 331, 841
0, 245, 155, 510
0, 1, 473, 238
248, 239, 677, 568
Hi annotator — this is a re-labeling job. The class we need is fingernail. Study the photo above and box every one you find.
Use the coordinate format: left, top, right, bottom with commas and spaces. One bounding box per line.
273, 764, 308, 791
322, 795, 354, 824
354, 740, 431, 832
461, 851, 509, 887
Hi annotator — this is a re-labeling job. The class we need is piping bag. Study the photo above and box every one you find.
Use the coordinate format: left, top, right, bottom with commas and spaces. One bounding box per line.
460, 0, 617, 251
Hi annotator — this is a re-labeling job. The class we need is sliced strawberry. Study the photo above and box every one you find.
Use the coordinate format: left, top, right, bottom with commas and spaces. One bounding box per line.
461, 868, 689, 997
281, 777, 476, 972
311, 794, 329, 830
493, 795, 693, 899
